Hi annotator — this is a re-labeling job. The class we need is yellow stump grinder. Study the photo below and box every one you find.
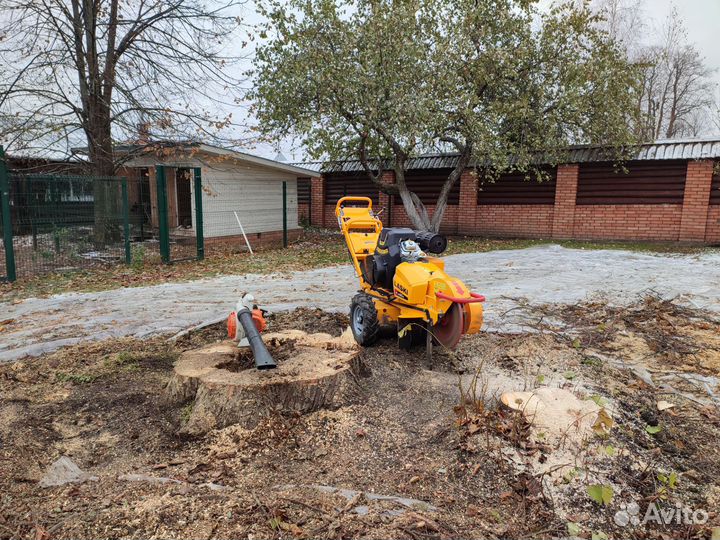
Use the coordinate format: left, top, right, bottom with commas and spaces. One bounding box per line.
336, 197, 485, 357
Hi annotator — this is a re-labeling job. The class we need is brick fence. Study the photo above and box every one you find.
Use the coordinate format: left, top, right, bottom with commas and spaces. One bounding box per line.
306, 159, 719, 244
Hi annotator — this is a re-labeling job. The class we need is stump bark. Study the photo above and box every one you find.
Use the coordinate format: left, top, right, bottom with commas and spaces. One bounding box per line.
167, 329, 366, 435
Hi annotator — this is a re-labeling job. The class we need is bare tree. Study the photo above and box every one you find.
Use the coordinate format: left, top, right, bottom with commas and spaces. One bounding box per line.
589, 0, 646, 53
590, 2, 716, 140
635, 7, 714, 139
712, 86, 720, 133
0, 0, 247, 177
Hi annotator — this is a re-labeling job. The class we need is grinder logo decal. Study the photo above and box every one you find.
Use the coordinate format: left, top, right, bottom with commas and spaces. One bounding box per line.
394, 283, 409, 299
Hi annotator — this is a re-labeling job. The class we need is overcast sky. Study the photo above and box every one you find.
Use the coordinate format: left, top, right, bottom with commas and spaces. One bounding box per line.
652, 0, 720, 75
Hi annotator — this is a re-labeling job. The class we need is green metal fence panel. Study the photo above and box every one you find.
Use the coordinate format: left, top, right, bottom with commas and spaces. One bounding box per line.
153, 166, 201, 265
1, 161, 301, 278
193, 167, 204, 261
194, 174, 298, 258
2, 172, 160, 279
156, 166, 170, 264
121, 177, 131, 264
0, 147, 16, 281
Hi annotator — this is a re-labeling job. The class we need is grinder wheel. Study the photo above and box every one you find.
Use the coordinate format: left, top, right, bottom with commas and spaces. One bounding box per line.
349, 293, 380, 346
431, 302, 464, 349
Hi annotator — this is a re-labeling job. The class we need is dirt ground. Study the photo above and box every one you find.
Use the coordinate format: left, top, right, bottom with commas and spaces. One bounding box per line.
1, 301, 719, 540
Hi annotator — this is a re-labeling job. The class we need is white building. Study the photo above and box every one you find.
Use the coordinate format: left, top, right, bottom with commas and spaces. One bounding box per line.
120, 142, 317, 244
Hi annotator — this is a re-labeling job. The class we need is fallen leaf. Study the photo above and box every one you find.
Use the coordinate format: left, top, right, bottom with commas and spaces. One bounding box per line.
603, 445, 616, 457
592, 408, 614, 436
587, 484, 613, 505
467, 422, 482, 435
278, 521, 303, 536
656, 400, 675, 411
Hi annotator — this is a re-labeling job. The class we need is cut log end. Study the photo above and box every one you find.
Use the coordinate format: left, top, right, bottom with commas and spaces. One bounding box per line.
166, 329, 367, 435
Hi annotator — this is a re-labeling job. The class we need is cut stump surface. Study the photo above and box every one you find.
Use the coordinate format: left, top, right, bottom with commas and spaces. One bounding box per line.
167, 329, 365, 434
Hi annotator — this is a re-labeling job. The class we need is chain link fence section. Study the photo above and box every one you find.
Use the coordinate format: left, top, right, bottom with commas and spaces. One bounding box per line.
1, 173, 163, 280
0, 154, 297, 281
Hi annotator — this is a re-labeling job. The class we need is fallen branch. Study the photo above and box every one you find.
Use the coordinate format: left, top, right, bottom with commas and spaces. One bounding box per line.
167, 316, 225, 342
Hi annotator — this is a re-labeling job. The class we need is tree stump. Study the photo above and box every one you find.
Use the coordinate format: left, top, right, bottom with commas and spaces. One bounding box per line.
166, 329, 366, 435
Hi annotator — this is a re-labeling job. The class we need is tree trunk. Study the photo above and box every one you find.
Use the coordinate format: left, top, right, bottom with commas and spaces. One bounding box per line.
88, 108, 121, 246
430, 147, 472, 232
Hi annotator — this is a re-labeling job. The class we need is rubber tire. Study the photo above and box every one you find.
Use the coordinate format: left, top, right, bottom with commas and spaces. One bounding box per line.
349, 293, 380, 346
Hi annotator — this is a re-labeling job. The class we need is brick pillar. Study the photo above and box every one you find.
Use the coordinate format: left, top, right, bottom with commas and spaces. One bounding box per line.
552, 164, 579, 239
458, 169, 478, 235
377, 171, 395, 226
679, 160, 713, 242
310, 176, 325, 227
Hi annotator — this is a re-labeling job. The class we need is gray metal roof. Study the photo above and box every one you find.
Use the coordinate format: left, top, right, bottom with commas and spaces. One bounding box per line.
72, 141, 320, 177
292, 138, 720, 173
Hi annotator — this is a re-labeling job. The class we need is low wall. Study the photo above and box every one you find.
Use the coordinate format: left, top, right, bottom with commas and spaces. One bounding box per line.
204, 228, 302, 249
310, 160, 717, 244
476, 204, 554, 238
573, 205, 683, 241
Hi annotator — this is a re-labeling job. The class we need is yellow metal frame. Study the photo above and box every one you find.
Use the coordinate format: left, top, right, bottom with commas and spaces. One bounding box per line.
335, 197, 484, 332
335, 197, 382, 283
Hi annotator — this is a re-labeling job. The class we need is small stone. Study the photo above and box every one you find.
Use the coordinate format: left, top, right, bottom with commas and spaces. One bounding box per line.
39, 457, 98, 488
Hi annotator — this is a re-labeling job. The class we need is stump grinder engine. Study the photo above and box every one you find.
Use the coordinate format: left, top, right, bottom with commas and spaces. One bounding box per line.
227, 293, 277, 370
336, 197, 485, 358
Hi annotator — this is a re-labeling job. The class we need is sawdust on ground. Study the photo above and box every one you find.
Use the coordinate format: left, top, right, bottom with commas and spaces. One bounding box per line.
1, 303, 719, 539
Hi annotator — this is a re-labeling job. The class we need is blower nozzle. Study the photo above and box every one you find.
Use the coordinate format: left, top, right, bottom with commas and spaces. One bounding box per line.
227, 293, 276, 370
236, 307, 276, 370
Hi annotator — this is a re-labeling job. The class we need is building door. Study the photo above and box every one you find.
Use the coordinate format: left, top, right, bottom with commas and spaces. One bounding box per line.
176, 168, 192, 228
